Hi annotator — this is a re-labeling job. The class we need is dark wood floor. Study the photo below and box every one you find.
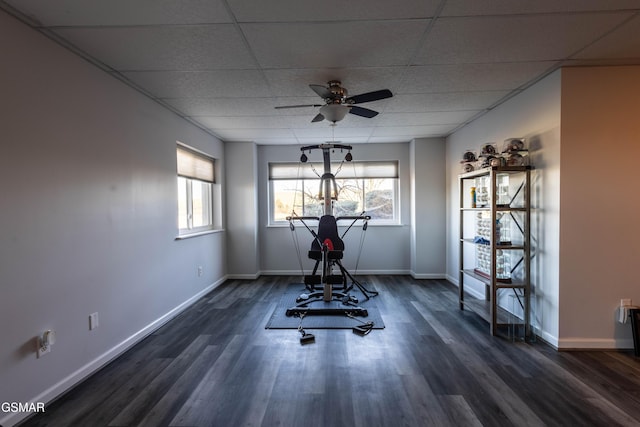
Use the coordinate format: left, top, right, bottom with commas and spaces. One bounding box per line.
19, 276, 640, 426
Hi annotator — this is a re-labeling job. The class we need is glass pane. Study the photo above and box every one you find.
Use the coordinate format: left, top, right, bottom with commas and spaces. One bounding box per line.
364, 178, 394, 220
303, 180, 323, 217
272, 180, 304, 221
177, 177, 188, 229
334, 179, 361, 217
191, 180, 212, 228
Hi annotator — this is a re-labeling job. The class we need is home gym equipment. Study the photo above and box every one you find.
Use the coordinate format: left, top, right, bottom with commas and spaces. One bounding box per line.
297, 312, 315, 344
285, 143, 379, 318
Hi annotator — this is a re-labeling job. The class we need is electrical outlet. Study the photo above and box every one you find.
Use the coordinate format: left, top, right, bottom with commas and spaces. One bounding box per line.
37, 337, 51, 358
198, 266, 203, 277
36, 330, 55, 358
621, 298, 632, 307
89, 312, 99, 330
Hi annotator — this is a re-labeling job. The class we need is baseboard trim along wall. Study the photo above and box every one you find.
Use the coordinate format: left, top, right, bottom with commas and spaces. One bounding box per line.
226, 272, 262, 280
1, 276, 228, 427
556, 337, 635, 351
410, 272, 448, 280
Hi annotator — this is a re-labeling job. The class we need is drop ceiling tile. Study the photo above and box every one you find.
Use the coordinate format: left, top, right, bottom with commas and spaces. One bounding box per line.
335, 127, 376, 138
194, 115, 299, 129
371, 124, 457, 137
384, 91, 511, 112
573, 14, 640, 60
337, 137, 376, 144
289, 127, 335, 139
53, 25, 255, 71
376, 111, 480, 126
163, 97, 278, 116
3, 0, 233, 25
442, 0, 640, 16
368, 136, 414, 143
7, 0, 638, 147
122, 70, 271, 98
290, 137, 370, 144
213, 128, 295, 141
414, 13, 633, 65
227, 0, 440, 21
251, 138, 301, 145
241, 20, 430, 69
293, 126, 374, 139
399, 62, 556, 93
290, 137, 331, 144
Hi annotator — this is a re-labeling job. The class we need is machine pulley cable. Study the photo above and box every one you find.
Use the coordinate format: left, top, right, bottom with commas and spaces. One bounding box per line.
289, 213, 306, 280
289, 155, 306, 280
353, 217, 368, 276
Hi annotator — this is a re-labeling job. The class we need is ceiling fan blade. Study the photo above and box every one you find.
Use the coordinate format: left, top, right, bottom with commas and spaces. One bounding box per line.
309, 84, 333, 99
275, 104, 323, 109
349, 106, 379, 118
347, 89, 393, 104
311, 113, 325, 122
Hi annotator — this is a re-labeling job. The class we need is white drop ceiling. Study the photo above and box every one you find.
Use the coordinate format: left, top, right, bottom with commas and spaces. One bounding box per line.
3, 0, 640, 145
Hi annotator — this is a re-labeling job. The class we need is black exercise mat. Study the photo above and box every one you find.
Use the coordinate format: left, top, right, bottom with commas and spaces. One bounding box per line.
265, 284, 384, 330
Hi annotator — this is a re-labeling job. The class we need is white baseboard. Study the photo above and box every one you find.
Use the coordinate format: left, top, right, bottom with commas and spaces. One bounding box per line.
535, 330, 559, 349
1, 275, 227, 427
259, 270, 305, 276
557, 337, 635, 350
410, 272, 447, 279
226, 272, 261, 280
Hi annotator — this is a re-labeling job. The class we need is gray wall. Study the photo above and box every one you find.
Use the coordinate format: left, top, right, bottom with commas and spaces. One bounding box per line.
410, 138, 446, 277
225, 142, 259, 278
0, 11, 226, 426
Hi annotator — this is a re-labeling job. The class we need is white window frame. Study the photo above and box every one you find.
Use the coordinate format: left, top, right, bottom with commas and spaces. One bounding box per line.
268, 161, 400, 226
177, 144, 216, 236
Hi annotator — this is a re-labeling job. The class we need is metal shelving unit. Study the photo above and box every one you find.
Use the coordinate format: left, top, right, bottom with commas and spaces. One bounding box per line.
458, 166, 531, 339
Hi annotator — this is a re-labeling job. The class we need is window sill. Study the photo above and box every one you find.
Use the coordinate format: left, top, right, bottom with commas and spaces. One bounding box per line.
175, 229, 224, 240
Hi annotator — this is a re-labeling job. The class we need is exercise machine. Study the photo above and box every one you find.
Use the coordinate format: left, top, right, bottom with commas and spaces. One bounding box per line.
286, 143, 378, 318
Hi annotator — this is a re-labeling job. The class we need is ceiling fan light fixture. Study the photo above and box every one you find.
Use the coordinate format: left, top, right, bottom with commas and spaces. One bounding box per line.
319, 104, 349, 123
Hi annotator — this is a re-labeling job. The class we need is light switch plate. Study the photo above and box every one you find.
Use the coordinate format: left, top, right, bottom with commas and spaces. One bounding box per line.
89, 312, 99, 330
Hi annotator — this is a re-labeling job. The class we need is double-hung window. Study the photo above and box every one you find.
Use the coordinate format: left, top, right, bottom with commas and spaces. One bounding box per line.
269, 160, 399, 224
177, 145, 215, 235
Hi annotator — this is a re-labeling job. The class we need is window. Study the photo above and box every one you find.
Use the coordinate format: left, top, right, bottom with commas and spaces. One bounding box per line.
177, 145, 215, 234
269, 160, 399, 224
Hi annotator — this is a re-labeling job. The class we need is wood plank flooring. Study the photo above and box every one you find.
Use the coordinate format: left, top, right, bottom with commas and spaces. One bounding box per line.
18, 276, 640, 426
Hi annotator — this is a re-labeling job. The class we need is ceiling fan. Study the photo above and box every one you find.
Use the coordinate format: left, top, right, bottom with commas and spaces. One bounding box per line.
275, 80, 393, 123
